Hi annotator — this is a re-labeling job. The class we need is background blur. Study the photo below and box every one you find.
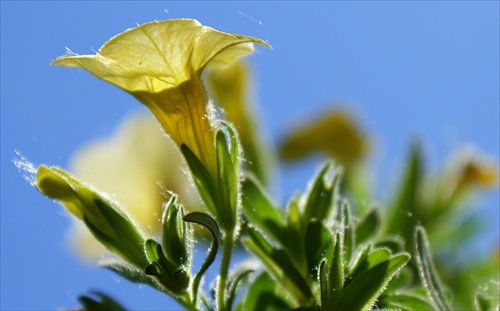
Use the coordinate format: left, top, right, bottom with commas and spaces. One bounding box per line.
1, 2, 498, 310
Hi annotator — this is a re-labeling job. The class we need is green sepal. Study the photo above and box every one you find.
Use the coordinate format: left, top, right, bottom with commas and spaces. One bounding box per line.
180, 144, 219, 217
162, 195, 191, 267
355, 208, 381, 245
143, 239, 190, 295
302, 161, 339, 222
35, 165, 148, 268
242, 226, 313, 306
215, 127, 239, 230
183, 212, 221, 302
334, 253, 410, 311
77, 291, 127, 311
241, 174, 285, 245
414, 225, 451, 310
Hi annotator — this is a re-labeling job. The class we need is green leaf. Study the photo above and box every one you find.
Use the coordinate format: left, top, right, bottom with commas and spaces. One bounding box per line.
334, 253, 410, 311
180, 144, 218, 217
285, 194, 307, 269
340, 200, 354, 266
386, 143, 423, 243
305, 220, 333, 277
475, 294, 492, 311
328, 232, 343, 307
319, 260, 329, 310
374, 235, 405, 253
162, 196, 191, 267
239, 272, 293, 311
355, 208, 381, 245
103, 261, 163, 293
225, 262, 255, 310
379, 292, 434, 311
242, 227, 313, 305
217, 121, 240, 170
241, 174, 285, 244
183, 212, 221, 302
348, 248, 391, 282
303, 161, 339, 222
414, 225, 451, 310
215, 128, 239, 229
78, 291, 127, 311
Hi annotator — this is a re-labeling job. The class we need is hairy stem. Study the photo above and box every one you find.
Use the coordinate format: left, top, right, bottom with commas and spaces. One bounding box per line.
217, 228, 235, 311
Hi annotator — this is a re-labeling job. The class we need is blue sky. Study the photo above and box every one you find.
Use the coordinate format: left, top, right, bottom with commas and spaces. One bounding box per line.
1, 2, 498, 310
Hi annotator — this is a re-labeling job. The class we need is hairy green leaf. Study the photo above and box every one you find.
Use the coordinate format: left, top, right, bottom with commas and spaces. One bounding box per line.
334, 253, 410, 311
355, 208, 381, 245
241, 175, 285, 244
414, 226, 450, 310
78, 291, 127, 311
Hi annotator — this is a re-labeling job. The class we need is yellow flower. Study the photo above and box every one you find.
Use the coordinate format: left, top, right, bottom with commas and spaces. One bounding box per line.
444, 146, 498, 198
51, 19, 269, 178
206, 61, 273, 184
279, 109, 368, 167
67, 112, 199, 262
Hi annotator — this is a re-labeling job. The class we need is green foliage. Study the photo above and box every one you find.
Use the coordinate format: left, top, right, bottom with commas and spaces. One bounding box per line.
31, 18, 498, 311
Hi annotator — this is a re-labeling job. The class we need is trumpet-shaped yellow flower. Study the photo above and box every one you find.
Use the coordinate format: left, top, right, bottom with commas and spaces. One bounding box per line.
67, 113, 199, 262
51, 19, 269, 178
279, 109, 368, 167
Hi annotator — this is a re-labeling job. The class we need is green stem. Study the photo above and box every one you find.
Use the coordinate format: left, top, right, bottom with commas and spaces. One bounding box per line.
217, 228, 235, 311
177, 293, 198, 311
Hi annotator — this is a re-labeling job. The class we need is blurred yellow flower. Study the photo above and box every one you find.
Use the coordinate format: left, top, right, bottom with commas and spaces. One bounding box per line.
67, 112, 199, 262
206, 61, 273, 184
279, 109, 368, 167
444, 146, 498, 199
51, 19, 269, 178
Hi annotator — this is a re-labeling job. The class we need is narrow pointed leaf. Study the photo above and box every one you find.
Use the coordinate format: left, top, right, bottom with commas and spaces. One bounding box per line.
379, 293, 434, 311
328, 232, 343, 307
240, 272, 293, 311
334, 253, 410, 311
241, 174, 285, 244
225, 264, 254, 310
303, 161, 338, 222
305, 220, 333, 277
414, 226, 451, 310
355, 208, 381, 245
242, 227, 313, 305
216, 129, 239, 229
319, 260, 329, 310
180, 144, 218, 216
